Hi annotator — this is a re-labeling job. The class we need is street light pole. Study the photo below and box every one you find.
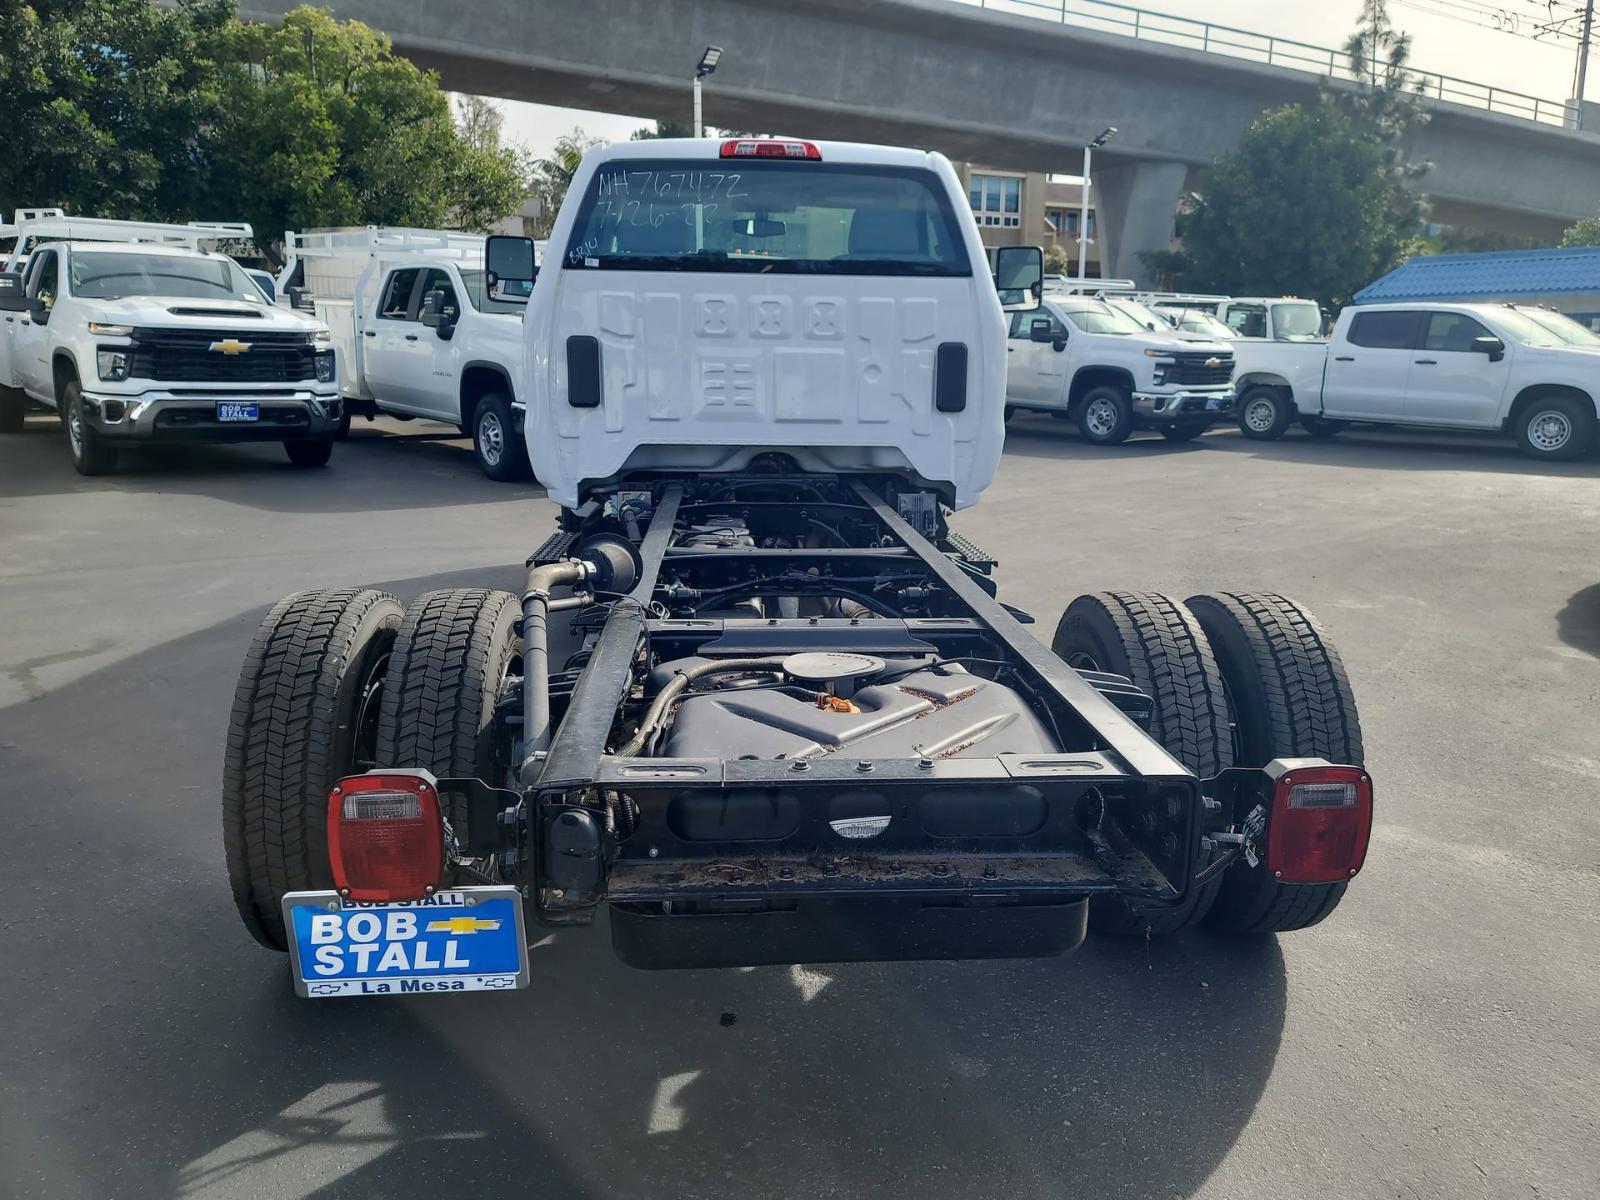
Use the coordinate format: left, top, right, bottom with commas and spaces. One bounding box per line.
1575, 0, 1595, 128
1077, 127, 1116, 282
693, 46, 723, 137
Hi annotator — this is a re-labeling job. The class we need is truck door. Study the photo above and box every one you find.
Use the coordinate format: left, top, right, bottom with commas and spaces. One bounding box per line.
364, 267, 429, 412
13, 250, 59, 399
1006, 306, 1069, 408
1405, 310, 1508, 428
416, 267, 462, 422
1321, 309, 1421, 421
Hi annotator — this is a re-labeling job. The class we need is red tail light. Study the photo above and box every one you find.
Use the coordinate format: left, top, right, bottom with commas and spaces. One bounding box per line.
327, 771, 445, 901
720, 138, 822, 159
1264, 764, 1373, 884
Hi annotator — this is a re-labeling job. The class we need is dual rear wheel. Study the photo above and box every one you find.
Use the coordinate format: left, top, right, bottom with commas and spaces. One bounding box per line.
222, 587, 522, 951
1052, 589, 1365, 936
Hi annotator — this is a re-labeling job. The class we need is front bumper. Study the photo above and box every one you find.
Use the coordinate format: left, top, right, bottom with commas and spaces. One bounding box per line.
80, 389, 342, 442
1132, 389, 1235, 422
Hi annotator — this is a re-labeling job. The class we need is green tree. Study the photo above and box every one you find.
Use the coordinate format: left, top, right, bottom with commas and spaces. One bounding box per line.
213, 8, 524, 262
1143, 0, 1427, 308
528, 127, 606, 237
0, 0, 234, 221
630, 120, 696, 140
1561, 213, 1600, 247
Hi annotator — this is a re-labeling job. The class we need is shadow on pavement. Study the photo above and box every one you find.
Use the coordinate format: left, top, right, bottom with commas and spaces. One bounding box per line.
0, 414, 541, 512
0, 565, 1286, 1200
1556, 583, 1600, 659
1001, 414, 1600, 477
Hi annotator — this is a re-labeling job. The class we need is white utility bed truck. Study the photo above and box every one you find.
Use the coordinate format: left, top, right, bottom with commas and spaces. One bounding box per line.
221, 138, 1373, 997
0, 210, 341, 474
277, 227, 544, 480
1232, 300, 1600, 459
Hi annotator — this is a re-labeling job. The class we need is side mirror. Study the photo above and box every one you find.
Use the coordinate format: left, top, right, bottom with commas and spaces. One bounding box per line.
420, 290, 455, 339
993, 244, 1043, 313
486, 235, 535, 303
1472, 334, 1505, 362
26, 295, 48, 322
1029, 317, 1056, 343
0, 275, 24, 312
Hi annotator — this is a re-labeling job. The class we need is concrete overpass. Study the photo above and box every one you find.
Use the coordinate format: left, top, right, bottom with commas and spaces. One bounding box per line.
241, 0, 1600, 285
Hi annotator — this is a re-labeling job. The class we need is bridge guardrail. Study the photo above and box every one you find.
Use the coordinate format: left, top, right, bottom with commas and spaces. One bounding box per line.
962, 0, 1578, 129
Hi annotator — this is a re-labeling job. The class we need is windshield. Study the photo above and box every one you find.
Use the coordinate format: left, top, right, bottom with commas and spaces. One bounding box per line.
1160, 308, 1236, 339
1516, 307, 1600, 346
1272, 302, 1324, 340
69, 251, 266, 303
1057, 300, 1149, 335
563, 159, 971, 276
1108, 299, 1168, 330
1492, 308, 1573, 348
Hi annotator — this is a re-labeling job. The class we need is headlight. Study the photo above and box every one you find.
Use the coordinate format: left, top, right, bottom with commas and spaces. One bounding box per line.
312, 328, 332, 343
88, 322, 134, 337
1143, 348, 1174, 359
314, 351, 336, 383
96, 350, 130, 382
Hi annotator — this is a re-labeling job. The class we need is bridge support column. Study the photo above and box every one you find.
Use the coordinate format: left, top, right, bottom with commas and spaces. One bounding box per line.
1092, 160, 1188, 288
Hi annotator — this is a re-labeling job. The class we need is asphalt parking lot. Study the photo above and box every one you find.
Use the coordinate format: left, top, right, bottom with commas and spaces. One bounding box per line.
2, 410, 1597, 1200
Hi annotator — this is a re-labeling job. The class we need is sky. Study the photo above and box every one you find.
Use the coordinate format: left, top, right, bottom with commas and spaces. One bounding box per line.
488, 0, 1595, 160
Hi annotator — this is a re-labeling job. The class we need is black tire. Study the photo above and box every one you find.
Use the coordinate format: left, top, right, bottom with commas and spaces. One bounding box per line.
62, 380, 118, 475
1159, 419, 1211, 442
1052, 592, 1235, 935
284, 438, 333, 468
1185, 592, 1365, 934
1076, 384, 1134, 446
1300, 415, 1348, 439
0, 387, 24, 434
223, 589, 404, 951
376, 589, 522, 833
1237, 385, 1293, 440
1514, 394, 1594, 461
472, 392, 532, 482
334, 405, 352, 440
1003, 405, 1017, 423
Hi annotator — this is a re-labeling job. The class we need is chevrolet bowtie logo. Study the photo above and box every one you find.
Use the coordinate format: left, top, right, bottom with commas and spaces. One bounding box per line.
209, 339, 252, 355
1205, 357, 1223, 368
425, 917, 503, 935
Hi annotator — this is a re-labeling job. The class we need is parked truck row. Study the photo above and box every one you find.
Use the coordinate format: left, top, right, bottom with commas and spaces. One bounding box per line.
1016, 281, 1600, 459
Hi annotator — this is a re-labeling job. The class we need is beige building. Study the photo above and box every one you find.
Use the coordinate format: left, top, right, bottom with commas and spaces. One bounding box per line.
954, 163, 1101, 277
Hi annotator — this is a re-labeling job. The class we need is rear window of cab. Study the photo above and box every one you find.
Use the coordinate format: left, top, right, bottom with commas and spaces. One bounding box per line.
562, 159, 971, 277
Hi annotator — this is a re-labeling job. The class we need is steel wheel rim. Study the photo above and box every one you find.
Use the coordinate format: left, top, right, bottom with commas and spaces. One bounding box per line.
1244, 396, 1277, 432
479, 409, 504, 465
1084, 397, 1118, 437
1067, 650, 1102, 672
67, 403, 83, 457
1527, 409, 1571, 452
350, 651, 390, 773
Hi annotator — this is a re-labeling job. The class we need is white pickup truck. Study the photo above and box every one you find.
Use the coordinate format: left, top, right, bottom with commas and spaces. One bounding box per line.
1229, 301, 1600, 459
1006, 293, 1236, 443
0, 212, 341, 474
279, 228, 543, 481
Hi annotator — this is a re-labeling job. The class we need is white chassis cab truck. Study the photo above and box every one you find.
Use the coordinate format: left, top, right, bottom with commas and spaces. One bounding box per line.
1228, 301, 1600, 459
277, 227, 544, 481
1209, 297, 1335, 439
221, 139, 1373, 996
0, 211, 341, 474
1006, 293, 1236, 444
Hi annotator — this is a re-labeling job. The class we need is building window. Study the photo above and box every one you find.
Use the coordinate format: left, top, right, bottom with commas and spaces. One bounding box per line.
1058, 211, 1095, 238
969, 173, 1021, 228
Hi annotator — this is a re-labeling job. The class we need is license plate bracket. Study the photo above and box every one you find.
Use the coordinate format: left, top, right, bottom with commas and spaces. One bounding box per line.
281, 887, 530, 998
217, 401, 260, 422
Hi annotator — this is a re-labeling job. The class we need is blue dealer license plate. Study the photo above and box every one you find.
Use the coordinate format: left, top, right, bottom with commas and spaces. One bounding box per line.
1205, 397, 1224, 411
217, 402, 259, 422
281, 887, 529, 998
